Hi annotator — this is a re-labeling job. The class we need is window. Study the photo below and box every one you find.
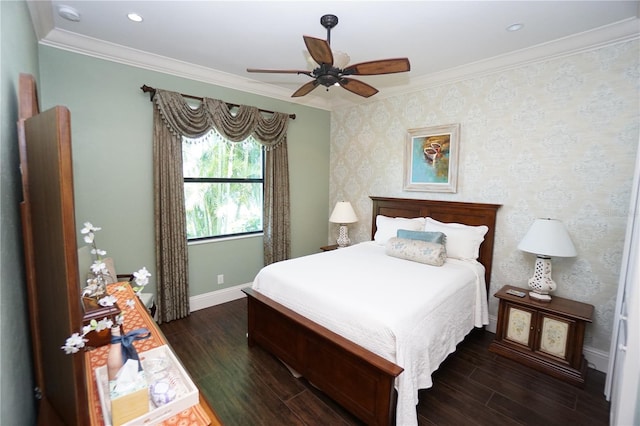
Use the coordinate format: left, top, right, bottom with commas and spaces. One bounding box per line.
182, 129, 263, 241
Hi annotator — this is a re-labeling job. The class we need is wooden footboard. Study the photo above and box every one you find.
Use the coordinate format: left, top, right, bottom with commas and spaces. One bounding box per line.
243, 197, 500, 425
242, 287, 403, 426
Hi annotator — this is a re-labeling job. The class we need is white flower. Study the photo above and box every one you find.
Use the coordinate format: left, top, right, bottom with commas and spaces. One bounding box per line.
65, 220, 146, 355
82, 283, 99, 297
92, 248, 107, 257
81, 222, 101, 234
61, 333, 87, 354
62, 316, 116, 354
132, 267, 151, 294
93, 317, 113, 331
98, 295, 117, 307
126, 299, 135, 308
134, 267, 151, 286
90, 261, 108, 275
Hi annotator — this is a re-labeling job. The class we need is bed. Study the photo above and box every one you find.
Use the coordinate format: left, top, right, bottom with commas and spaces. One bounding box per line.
243, 196, 500, 425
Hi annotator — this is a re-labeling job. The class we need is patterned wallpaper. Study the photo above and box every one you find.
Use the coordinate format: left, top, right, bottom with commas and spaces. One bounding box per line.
329, 39, 639, 352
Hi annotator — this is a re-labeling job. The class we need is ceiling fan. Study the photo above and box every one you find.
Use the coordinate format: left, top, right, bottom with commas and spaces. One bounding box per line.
247, 14, 411, 98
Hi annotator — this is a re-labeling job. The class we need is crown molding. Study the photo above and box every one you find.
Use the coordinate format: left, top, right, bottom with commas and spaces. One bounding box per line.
26, 0, 54, 40
32, 8, 638, 112
38, 28, 333, 111
331, 18, 640, 110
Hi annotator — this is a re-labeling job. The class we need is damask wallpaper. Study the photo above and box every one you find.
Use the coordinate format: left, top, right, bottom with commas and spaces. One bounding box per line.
329, 39, 639, 356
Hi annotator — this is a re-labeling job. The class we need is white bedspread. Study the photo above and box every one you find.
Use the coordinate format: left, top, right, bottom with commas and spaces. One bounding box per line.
252, 241, 489, 426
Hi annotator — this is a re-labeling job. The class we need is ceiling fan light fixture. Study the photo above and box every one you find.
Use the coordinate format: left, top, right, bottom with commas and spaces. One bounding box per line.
333, 51, 350, 69
304, 49, 350, 70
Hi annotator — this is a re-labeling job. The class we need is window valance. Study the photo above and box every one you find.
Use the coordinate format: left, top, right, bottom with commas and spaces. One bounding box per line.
153, 89, 289, 150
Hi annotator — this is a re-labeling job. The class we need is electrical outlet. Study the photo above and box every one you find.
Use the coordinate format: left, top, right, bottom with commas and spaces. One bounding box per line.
217, 274, 224, 285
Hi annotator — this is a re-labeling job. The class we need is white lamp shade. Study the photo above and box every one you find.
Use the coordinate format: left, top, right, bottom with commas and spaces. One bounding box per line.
518, 218, 577, 257
329, 201, 358, 224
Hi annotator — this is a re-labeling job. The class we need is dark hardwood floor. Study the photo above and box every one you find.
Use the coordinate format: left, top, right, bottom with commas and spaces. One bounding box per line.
160, 298, 610, 426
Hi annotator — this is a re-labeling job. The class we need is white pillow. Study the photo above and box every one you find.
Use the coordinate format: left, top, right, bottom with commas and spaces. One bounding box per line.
423, 217, 488, 260
374, 215, 426, 245
385, 237, 447, 266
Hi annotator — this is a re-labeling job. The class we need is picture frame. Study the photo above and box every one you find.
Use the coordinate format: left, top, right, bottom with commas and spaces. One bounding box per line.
404, 123, 460, 193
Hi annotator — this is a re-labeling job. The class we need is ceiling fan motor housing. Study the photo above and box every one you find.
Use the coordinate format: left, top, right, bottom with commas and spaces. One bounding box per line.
315, 64, 341, 87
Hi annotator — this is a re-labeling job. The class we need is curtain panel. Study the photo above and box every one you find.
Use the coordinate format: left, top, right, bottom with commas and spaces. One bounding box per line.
152, 90, 291, 322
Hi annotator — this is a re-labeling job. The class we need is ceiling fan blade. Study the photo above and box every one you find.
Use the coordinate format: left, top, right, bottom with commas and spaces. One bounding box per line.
303, 35, 333, 66
247, 68, 312, 76
339, 78, 379, 98
343, 58, 410, 76
292, 80, 320, 97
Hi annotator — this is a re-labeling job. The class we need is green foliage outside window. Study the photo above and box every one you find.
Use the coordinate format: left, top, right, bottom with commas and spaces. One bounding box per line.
183, 130, 263, 240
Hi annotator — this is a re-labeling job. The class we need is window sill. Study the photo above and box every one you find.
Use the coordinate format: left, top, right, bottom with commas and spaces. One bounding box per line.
187, 233, 263, 246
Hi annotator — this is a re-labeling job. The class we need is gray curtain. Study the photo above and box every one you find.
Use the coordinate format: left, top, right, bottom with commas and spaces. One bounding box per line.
152, 90, 290, 323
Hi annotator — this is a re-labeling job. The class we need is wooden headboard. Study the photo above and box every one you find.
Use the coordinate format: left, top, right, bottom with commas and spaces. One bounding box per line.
370, 196, 501, 290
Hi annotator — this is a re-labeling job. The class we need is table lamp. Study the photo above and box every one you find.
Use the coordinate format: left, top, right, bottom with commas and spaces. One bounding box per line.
329, 201, 358, 248
517, 218, 577, 302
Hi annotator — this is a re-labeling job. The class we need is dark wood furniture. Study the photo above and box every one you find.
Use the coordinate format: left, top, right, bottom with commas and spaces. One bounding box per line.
243, 196, 501, 425
18, 73, 219, 425
489, 285, 594, 387
18, 73, 89, 425
320, 244, 339, 251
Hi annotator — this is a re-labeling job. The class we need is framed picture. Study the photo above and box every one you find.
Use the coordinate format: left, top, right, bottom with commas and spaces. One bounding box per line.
404, 123, 460, 192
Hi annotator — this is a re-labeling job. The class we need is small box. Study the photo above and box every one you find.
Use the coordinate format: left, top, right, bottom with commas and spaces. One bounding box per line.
110, 372, 149, 426
95, 345, 199, 426
82, 296, 121, 348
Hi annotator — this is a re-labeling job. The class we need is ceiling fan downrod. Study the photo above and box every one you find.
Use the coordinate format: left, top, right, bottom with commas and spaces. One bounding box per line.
320, 14, 338, 45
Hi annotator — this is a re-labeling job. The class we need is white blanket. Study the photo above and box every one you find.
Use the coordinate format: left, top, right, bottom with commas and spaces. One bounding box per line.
252, 242, 489, 426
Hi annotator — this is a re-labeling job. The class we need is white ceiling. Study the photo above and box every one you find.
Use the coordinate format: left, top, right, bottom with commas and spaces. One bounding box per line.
28, 1, 640, 110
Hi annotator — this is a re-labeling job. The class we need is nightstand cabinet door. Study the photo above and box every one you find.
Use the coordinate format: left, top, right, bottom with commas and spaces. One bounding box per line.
502, 302, 536, 348
534, 312, 576, 365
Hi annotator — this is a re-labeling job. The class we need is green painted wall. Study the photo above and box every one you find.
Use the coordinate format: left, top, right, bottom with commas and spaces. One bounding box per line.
38, 46, 331, 297
0, 0, 39, 423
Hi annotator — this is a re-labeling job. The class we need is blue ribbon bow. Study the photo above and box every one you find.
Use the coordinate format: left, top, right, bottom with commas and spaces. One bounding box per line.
111, 328, 151, 370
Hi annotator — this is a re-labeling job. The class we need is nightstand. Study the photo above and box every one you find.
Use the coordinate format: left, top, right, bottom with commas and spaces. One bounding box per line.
320, 244, 339, 251
489, 285, 594, 387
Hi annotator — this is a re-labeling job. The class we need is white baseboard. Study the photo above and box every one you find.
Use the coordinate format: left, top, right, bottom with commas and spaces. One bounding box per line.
487, 314, 498, 334
485, 314, 608, 372
189, 283, 248, 312
583, 346, 609, 373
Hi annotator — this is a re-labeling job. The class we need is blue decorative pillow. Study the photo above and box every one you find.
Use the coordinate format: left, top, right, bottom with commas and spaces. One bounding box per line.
397, 229, 447, 245
385, 237, 447, 266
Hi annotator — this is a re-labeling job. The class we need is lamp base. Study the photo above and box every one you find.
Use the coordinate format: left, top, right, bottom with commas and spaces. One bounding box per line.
529, 291, 552, 302
527, 256, 556, 302
336, 224, 350, 248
